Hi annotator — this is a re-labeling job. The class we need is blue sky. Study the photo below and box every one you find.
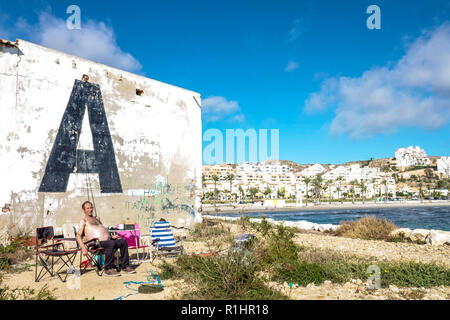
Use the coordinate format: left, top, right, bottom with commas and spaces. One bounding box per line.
1, 0, 449, 164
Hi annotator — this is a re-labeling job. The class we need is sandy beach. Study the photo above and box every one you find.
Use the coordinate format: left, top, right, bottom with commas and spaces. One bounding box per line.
202, 200, 450, 215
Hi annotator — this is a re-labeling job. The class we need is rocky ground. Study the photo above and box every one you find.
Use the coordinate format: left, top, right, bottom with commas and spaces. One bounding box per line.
1, 220, 449, 300
292, 230, 450, 268
269, 281, 450, 300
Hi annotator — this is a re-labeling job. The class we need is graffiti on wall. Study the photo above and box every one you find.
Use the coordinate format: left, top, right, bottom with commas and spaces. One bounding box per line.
124, 180, 196, 227
39, 80, 122, 193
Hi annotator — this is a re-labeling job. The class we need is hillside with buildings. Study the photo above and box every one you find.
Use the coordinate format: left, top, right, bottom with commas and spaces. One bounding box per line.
202, 146, 450, 203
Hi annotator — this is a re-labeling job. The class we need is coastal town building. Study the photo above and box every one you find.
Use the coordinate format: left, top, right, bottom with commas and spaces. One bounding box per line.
437, 157, 450, 177
203, 160, 397, 201
299, 164, 327, 177
395, 146, 430, 167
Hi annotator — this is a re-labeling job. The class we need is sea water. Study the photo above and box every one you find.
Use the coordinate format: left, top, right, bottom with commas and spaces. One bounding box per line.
221, 206, 450, 231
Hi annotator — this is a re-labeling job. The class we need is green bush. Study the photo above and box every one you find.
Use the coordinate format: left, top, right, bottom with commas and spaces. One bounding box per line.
273, 261, 324, 286
381, 262, 450, 288
0, 240, 20, 254
0, 238, 33, 271
173, 251, 287, 300
159, 260, 179, 280
253, 218, 300, 266
271, 247, 450, 288
167, 217, 450, 298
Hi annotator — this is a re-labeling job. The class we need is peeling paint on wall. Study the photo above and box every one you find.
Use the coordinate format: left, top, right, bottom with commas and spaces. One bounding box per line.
0, 39, 202, 243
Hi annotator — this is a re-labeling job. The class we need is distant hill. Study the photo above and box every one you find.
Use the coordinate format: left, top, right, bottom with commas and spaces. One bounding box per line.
238, 155, 442, 172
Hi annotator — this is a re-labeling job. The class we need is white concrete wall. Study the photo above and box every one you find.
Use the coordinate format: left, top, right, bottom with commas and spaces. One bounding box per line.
0, 39, 202, 242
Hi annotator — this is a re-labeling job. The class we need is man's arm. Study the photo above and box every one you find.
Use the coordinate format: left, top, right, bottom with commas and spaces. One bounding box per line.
76, 219, 88, 256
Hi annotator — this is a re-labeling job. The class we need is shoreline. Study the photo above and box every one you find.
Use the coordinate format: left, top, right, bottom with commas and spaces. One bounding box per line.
201, 200, 450, 215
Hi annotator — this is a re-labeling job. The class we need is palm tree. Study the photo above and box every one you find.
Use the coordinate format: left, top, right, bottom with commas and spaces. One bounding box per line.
418, 182, 424, 203
238, 185, 245, 200
264, 186, 272, 199
312, 174, 324, 205
427, 183, 433, 202
277, 187, 286, 199
326, 179, 334, 204
322, 183, 329, 204
212, 174, 219, 206
371, 178, 377, 202
336, 176, 344, 204
226, 173, 235, 204
392, 173, 399, 184
359, 180, 367, 204
382, 179, 388, 203
214, 188, 221, 201
249, 187, 259, 201
336, 186, 342, 204
302, 177, 311, 206
350, 179, 358, 204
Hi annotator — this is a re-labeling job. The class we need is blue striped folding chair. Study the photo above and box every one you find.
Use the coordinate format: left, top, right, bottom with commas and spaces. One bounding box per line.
147, 221, 185, 262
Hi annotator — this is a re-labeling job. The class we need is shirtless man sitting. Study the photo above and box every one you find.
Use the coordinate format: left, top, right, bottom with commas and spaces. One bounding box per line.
75, 201, 136, 277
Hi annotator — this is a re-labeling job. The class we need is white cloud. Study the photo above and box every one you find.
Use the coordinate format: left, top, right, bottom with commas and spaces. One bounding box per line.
202, 96, 244, 123
2, 11, 141, 73
285, 60, 299, 72
304, 23, 450, 139
287, 18, 303, 43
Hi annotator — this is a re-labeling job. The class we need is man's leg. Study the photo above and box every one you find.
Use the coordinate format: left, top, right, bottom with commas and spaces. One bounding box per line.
114, 238, 130, 269
100, 240, 116, 270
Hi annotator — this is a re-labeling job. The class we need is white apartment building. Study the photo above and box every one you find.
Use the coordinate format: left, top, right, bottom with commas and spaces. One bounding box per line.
437, 157, 450, 176
299, 164, 327, 177
203, 161, 395, 201
322, 164, 381, 183
395, 146, 430, 167
322, 165, 350, 181
203, 164, 234, 180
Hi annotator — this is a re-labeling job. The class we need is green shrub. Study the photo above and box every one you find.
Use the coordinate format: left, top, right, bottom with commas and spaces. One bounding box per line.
174, 251, 287, 300
273, 261, 324, 286
258, 222, 300, 266
320, 261, 368, 284
0, 258, 10, 271
381, 262, 450, 288
272, 246, 450, 288
254, 218, 272, 237
0, 240, 20, 254
159, 260, 179, 280
0, 237, 33, 271
237, 216, 253, 230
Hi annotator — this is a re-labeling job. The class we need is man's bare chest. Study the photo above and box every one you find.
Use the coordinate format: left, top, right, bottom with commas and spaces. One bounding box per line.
85, 217, 101, 226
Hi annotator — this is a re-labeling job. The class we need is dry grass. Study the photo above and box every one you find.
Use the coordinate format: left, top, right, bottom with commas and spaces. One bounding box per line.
331, 216, 397, 241
190, 220, 231, 239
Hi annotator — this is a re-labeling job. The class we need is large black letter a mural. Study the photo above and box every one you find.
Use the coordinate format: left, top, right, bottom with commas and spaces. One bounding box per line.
39, 80, 123, 193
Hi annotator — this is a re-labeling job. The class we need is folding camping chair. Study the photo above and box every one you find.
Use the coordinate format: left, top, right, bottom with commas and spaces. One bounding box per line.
73, 226, 105, 276
35, 226, 79, 283
115, 223, 150, 263
144, 221, 186, 263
